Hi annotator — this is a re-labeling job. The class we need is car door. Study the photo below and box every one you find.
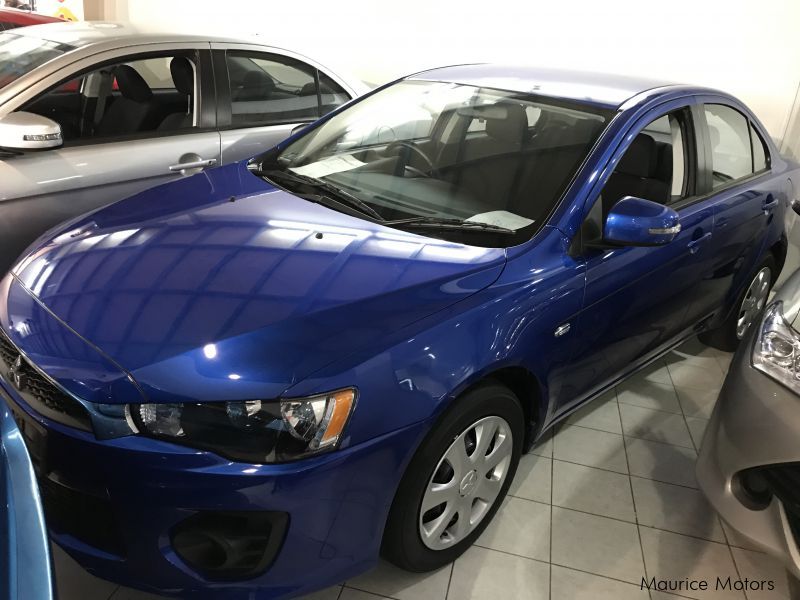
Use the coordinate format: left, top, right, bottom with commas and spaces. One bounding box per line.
0, 43, 220, 273
693, 99, 780, 318
211, 43, 353, 163
557, 99, 716, 411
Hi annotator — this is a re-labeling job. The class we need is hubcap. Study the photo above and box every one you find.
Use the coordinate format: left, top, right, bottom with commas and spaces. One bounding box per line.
418, 415, 513, 551
737, 267, 771, 339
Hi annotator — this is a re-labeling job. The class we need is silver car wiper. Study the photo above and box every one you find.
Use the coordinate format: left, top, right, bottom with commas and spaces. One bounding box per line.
383, 216, 516, 234
261, 169, 384, 221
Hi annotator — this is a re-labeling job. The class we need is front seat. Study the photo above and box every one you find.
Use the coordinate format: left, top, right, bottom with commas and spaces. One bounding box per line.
158, 57, 194, 131
95, 65, 159, 137
234, 70, 275, 102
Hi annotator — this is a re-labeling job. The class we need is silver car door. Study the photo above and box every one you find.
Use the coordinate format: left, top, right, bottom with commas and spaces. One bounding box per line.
210, 43, 354, 163
0, 43, 220, 273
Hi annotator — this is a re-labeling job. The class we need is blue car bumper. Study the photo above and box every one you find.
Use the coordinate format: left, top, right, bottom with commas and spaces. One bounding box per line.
1, 378, 426, 599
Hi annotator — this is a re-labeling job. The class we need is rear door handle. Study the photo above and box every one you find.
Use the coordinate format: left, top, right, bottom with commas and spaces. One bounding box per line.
762, 196, 779, 211
168, 158, 217, 173
687, 232, 712, 254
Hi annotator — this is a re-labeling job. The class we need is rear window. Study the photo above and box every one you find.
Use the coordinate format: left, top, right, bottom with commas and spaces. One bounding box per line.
0, 33, 72, 92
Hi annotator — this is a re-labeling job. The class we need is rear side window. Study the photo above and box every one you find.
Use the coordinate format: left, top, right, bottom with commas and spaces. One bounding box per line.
226, 51, 350, 127
704, 104, 756, 188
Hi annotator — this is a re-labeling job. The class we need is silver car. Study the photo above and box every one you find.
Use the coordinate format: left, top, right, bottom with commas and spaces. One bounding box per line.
0, 21, 366, 273
698, 252, 800, 582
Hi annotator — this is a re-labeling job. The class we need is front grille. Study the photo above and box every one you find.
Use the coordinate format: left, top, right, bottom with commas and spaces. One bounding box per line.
0, 327, 91, 431
760, 464, 800, 548
40, 476, 125, 557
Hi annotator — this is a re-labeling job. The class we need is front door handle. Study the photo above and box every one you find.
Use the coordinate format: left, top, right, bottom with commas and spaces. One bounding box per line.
687, 232, 712, 254
168, 157, 217, 173
762, 196, 779, 211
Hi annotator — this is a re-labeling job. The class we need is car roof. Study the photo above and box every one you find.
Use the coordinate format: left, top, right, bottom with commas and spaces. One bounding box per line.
410, 64, 681, 109
7, 20, 275, 48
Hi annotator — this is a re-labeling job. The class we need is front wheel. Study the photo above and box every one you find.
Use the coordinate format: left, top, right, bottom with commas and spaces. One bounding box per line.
700, 255, 775, 352
382, 382, 524, 572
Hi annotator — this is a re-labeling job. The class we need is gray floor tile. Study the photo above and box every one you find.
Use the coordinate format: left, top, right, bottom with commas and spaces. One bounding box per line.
667, 360, 725, 391
721, 520, 763, 552
566, 390, 622, 434
552, 460, 635, 522
551, 506, 645, 584
686, 416, 710, 450
639, 527, 744, 599
448, 545, 549, 600
52, 544, 120, 600
668, 339, 727, 372
347, 560, 450, 600
619, 403, 694, 448
551, 565, 649, 599
631, 477, 724, 542
677, 386, 721, 419
628, 359, 673, 386
625, 437, 698, 488
530, 427, 553, 458
616, 379, 683, 414
340, 588, 390, 600
553, 425, 628, 474
299, 587, 346, 600
508, 453, 551, 504
730, 547, 792, 599
477, 496, 550, 561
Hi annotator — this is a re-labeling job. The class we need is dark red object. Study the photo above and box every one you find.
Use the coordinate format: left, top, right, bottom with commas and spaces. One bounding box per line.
0, 7, 61, 29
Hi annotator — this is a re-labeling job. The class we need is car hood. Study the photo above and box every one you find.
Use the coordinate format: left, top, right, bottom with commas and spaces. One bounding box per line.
10, 161, 506, 404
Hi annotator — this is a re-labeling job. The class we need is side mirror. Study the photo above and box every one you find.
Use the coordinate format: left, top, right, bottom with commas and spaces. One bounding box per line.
0, 112, 62, 152
792, 199, 800, 217
604, 196, 681, 246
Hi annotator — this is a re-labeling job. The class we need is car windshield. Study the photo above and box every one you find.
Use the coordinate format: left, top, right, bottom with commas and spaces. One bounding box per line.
259, 79, 611, 247
0, 33, 72, 92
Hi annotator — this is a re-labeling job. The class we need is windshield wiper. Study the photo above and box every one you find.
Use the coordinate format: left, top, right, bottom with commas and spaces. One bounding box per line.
261, 169, 383, 221
383, 216, 516, 235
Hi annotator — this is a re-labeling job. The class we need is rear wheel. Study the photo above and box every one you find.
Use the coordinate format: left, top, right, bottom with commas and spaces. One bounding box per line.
382, 382, 524, 572
700, 255, 775, 351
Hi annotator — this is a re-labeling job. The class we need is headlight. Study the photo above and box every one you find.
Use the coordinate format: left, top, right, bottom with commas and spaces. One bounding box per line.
128, 388, 356, 463
752, 302, 800, 390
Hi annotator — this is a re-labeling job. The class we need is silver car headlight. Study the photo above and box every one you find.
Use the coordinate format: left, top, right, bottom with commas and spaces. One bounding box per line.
752, 302, 800, 390
127, 388, 357, 463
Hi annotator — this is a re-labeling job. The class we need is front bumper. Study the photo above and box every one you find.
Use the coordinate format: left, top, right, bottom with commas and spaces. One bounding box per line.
696, 335, 800, 579
1, 378, 427, 599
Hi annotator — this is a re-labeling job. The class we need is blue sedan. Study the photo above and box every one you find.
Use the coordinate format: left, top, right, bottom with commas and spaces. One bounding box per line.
0, 65, 793, 598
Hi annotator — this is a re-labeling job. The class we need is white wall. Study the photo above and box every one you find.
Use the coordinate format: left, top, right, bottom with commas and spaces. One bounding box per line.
97, 0, 800, 148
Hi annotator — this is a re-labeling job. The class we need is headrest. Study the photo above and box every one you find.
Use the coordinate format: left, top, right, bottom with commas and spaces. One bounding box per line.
486, 102, 528, 144
239, 70, 275, 100
170, 56, 194, 96
617, 134, 657, 178
114, 65, 152, 103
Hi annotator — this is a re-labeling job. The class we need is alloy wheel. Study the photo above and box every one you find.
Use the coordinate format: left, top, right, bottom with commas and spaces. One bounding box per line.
418, 415, 513, 551
736, 267, 772, 339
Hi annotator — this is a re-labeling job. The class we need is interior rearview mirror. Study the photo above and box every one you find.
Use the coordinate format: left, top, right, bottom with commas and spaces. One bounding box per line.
0, 111, 63, 152
604, 196, 681, 246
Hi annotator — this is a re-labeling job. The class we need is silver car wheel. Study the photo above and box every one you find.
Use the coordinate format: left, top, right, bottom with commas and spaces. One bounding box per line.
418, 415, 513, 551
736, 267, 772, 339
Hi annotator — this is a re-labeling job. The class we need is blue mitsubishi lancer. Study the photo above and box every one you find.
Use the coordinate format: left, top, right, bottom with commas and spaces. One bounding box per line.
0, 64, 793, 598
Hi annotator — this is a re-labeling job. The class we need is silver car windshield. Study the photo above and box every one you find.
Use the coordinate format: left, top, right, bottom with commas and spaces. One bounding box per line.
265, 80, 611, 246
0, 33, 73, 92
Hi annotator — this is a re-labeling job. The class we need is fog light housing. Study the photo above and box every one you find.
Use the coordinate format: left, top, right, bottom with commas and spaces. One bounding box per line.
171, 511, 289, 580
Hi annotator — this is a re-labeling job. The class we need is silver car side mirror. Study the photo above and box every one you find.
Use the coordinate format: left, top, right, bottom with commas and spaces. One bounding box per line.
0, 112, 63, 152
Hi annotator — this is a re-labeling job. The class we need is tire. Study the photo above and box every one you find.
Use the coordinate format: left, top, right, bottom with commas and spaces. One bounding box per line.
700, 255, 776, 352
382, 382, 524, 572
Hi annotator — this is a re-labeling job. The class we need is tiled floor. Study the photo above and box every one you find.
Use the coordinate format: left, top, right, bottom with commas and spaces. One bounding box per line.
54, 338, 796, 600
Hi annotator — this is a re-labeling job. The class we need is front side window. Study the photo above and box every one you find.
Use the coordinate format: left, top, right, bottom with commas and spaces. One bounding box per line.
705, 104, 754, 188
226, 52, 349, 127
257, 80, 611, 247
20, 52, 199, 143
0, 32, 72, 91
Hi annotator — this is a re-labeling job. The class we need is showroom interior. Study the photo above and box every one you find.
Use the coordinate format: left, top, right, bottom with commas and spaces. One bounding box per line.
3, 0, 800, 599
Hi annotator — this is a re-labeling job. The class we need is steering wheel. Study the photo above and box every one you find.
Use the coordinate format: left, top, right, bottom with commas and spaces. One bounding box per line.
386, 141, 437, 178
